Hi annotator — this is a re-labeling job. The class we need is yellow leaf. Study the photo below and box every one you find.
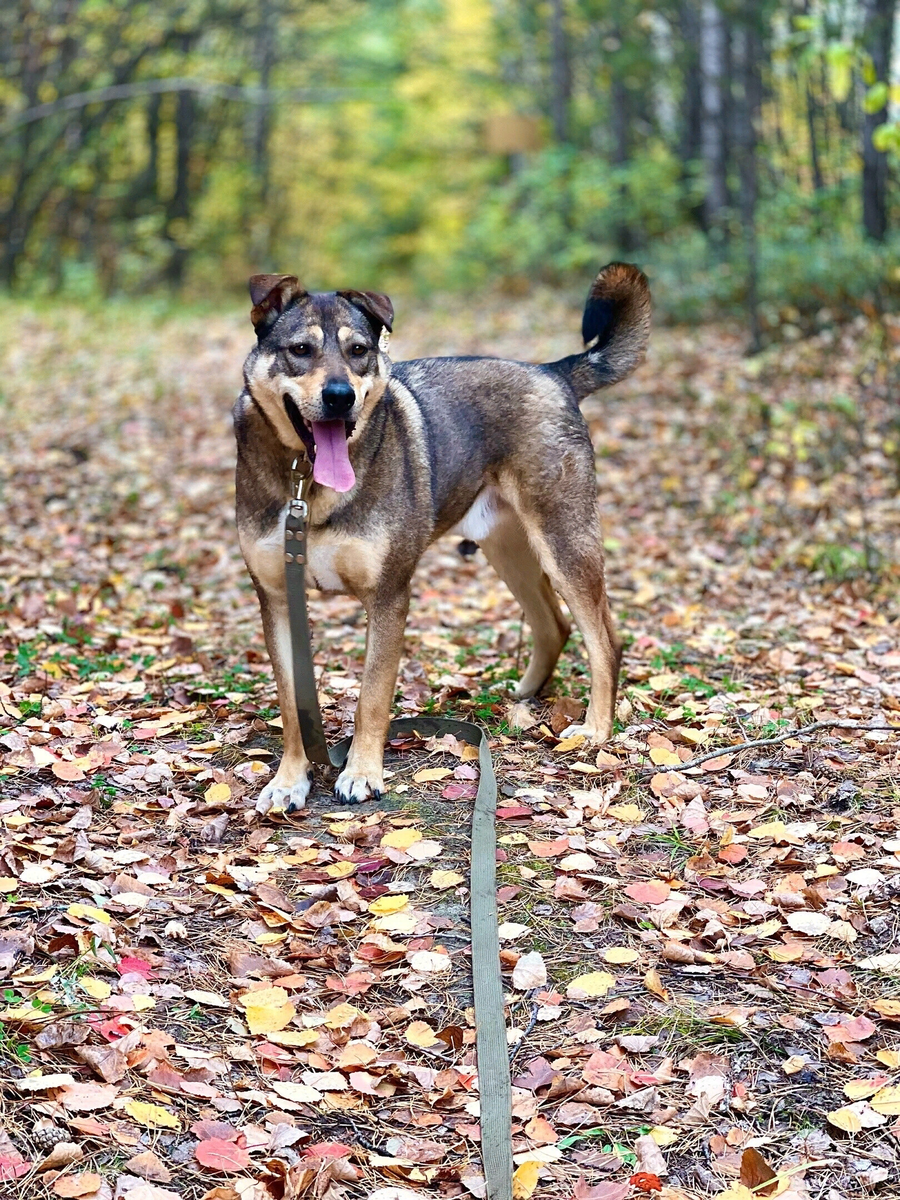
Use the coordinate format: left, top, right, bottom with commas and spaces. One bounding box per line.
648, 672, 681, 693
554, 735, 585, 754
643, 968, 669, 1000
67, 904, 111, 925
267, 1029, 319, 1047
238, 986, 296, 1035
372, 911, 417, 934
649, 746, 681, 766
870, 1085, 900, 1115
368, 894, 410, 915
827, 1105, 863, 1133
877, 1049, 900, 1068
717, 1187, 755, 1200
607, 803, 644, 823
132, 994, 155, 1011
844, 1078, 883, 1100
204, 782, 231, 803
323, 861, 357, 879
405, 1020, 439, 1048
123, 1100, 180, 1129
79, 976, 111, 1001
430, 869, 464, 890
782, 1055, 807, 1075
871, 998, 900, 1017
381, 827, 423, 850
747, 820, 789, 842
323, 1003, 364, 1029
566, 971, 616, 999
603, 947, 639, 964
412, 767, 452, 783
649, 1126, 678, 1147
512, 1160, 541, 1199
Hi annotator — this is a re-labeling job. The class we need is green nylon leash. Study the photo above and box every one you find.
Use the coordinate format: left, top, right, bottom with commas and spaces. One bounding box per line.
283, 462, 514, 1200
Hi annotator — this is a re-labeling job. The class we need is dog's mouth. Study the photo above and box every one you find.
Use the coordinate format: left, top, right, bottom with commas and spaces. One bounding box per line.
283, 396, 356, 493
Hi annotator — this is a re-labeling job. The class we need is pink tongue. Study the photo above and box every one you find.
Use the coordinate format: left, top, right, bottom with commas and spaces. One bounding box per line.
311, 421, 355, 492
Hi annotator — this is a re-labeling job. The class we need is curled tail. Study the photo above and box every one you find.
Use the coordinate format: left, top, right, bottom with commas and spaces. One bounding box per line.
548, 262, 651, 402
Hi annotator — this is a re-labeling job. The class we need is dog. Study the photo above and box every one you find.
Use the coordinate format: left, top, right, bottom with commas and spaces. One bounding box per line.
234, 263, 650, 811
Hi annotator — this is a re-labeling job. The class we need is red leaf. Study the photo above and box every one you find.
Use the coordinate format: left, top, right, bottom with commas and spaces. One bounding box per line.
630, 1173, 662, 1194
0, 1154, 31, 1181
496, 805, 533, 819
304, 1142, 354, 1159
195, 1138, 251, 1172
624, 881, 670, 905
118, 956, 155, 979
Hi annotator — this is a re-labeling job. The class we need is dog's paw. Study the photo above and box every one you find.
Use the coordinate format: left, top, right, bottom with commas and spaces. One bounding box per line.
257, 770, 313, 815
559, 722, 610, 746
334, 765, 383, 806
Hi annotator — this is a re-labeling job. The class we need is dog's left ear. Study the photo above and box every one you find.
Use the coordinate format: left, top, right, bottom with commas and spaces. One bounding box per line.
338, 290, 394, 336
249, 274, 307, 334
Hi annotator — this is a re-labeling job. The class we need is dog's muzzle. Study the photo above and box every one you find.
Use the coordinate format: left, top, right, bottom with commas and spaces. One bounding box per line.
322, 380, 355, 419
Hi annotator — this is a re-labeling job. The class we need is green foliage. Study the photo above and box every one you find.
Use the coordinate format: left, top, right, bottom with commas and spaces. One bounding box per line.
0, 0, 896, 326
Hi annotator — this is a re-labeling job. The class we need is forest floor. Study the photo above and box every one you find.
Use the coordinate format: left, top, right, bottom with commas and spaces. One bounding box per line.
1, 293, 900, 1200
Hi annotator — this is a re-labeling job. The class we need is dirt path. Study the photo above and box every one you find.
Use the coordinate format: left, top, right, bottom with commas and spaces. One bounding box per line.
1, 296, 899, 1200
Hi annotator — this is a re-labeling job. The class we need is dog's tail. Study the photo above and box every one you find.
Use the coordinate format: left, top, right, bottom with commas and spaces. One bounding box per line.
547, 262, 651, 403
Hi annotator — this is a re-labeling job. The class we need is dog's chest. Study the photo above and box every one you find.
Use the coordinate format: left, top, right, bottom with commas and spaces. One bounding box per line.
306, 535, 345, 592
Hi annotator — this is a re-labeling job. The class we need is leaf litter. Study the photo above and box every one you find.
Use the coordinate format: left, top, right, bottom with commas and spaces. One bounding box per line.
1, 297, 900, 1196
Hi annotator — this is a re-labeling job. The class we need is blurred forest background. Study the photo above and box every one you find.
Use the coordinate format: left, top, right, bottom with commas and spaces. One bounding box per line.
1, 0, 898, 334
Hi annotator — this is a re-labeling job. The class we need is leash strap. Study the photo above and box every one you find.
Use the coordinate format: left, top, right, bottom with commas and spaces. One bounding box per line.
283, 463, 513, 1200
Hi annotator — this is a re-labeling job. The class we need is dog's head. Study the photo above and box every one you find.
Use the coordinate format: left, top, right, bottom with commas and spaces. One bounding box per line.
243, 274, 394, 493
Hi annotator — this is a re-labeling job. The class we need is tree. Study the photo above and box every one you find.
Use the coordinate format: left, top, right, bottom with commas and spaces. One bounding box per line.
861, 0, 897, 241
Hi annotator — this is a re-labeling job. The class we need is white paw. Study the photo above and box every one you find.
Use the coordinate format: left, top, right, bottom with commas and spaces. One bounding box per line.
257, 771, 312, 815
334, 765, 383, 805
559, 722, 609, 746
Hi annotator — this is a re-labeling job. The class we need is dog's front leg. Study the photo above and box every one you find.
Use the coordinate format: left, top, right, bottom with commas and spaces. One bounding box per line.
335, 586, 410, 804
244, 549, 314, 811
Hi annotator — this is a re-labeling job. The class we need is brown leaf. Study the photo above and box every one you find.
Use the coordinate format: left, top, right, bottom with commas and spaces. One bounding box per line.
124, 1151, 172, 1183
53, 1172, 103, 1197
740, 1147, 778, 1196
76, 1043, 127, 1083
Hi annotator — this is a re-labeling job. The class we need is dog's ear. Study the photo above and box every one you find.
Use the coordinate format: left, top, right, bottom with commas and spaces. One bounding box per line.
337, 290, 394, 335
249, 274, 307, 334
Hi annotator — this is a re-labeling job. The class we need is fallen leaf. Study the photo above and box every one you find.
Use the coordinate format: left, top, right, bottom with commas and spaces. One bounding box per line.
123, 1100, 180, 1129
53, 1173, 104, 1198
194, 1139, 251, 1172
566, 971, 615, 999
512, 951, 548, 990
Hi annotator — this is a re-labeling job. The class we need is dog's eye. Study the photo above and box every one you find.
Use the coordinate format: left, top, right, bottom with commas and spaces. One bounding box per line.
290, 343, 312, 357
349, 343, 368, 357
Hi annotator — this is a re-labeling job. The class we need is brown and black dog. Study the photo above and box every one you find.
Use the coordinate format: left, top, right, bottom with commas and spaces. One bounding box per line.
234, 264, 650, 811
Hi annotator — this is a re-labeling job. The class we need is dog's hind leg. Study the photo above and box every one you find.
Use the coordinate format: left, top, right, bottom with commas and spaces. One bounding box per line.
505, 489, 621, 743
335, 584, 410, 804
479, 510, 570, 698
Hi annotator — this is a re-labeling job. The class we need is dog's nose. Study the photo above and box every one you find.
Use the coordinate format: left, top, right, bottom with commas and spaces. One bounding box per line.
322, 380, 355, 418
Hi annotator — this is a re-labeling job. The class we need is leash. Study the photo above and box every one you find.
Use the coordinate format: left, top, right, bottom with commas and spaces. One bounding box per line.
283, 460, 513, 1200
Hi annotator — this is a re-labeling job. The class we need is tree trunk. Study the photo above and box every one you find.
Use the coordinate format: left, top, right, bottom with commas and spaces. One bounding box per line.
549, 0, 571, 143
164, 35, 195, 287
733, 9, 763, 352
700, 0, 729, 238
679, 0, 705, 227
249, 0, 276, 265
861, 0, 896, 241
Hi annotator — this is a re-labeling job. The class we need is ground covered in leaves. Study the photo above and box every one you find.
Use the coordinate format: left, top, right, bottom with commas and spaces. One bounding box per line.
1, 293, 900, 1200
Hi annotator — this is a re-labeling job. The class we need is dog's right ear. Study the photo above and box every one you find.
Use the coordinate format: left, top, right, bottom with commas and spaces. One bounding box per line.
249, 274, 307, 335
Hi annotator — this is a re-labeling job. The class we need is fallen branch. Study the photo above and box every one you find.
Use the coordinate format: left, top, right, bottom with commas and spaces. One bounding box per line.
648, 719, 896, 774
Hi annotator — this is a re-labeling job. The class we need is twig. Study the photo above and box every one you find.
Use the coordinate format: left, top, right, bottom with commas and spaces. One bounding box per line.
647, 719, 895, 774
509, 991, 541, 1063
